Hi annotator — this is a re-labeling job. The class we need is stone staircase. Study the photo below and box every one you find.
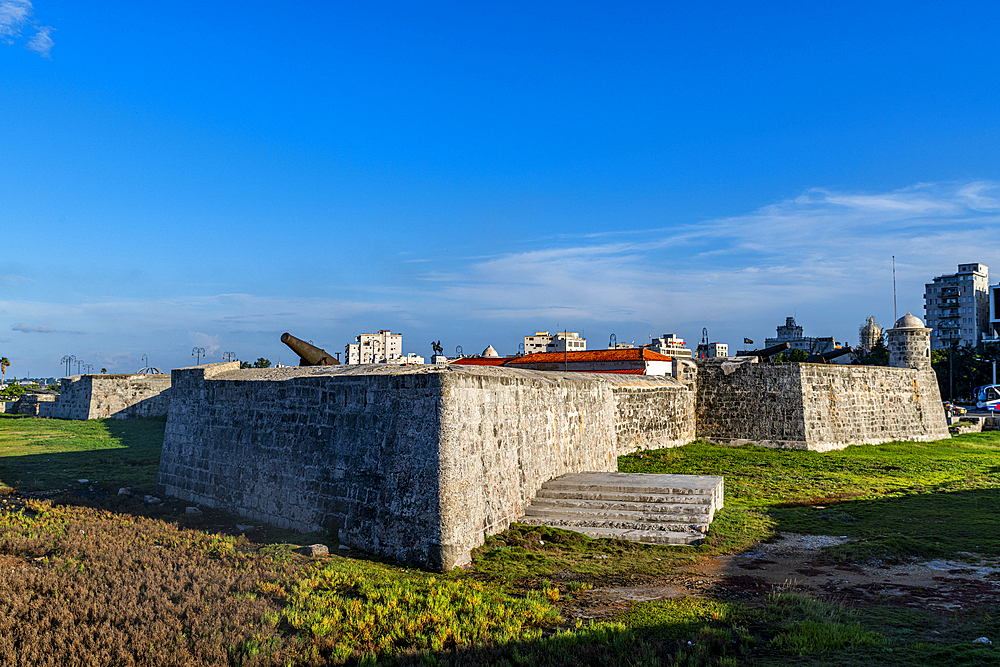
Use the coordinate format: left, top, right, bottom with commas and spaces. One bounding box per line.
519, 472, 724, 545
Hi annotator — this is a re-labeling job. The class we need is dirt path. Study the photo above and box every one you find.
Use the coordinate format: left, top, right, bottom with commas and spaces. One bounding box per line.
562, 533, 1000, 620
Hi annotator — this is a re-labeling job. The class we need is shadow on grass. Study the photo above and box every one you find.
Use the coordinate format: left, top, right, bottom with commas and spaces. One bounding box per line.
0, 416, 166, 493
769, 487, 1000, 563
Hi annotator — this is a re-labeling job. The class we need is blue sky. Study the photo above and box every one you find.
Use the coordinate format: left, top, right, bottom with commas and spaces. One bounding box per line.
2, 1, 999, 377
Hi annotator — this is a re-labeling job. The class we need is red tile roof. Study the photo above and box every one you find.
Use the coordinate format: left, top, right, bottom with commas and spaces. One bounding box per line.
449, 357, 508, 366
504, 349, 671, 365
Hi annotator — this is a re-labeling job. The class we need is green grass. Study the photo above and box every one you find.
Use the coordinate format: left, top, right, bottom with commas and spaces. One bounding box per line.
0, 414, 165, 493
277, 558, 560, 659
619, 434, 1000, 564
4, 417, 1000, 665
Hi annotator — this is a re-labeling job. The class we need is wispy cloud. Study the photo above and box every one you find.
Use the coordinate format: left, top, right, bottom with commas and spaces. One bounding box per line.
26, 23, 51, 57
189, 331, 221, 358
408, 181, 1000, 340
0, 0, 31, 41
12, 322, 56, 333
4, 181, 998, 372
0, 0, 53, 57
12, 322, 84, 334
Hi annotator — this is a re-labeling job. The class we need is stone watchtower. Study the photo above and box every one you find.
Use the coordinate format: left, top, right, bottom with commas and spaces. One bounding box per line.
887, 312, 932, 371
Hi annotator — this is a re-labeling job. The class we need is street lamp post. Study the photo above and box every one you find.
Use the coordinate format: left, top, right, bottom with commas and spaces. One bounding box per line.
61, 355, 75, 376
75, 359, 83, 374
192, 347, 206, 365
222, 351, 236, 362
949, 340, 955, 401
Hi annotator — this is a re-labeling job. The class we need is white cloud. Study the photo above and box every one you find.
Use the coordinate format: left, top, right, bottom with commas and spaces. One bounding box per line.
4, 181, 999, 373
0, 0, 31, 41
26, 24, 51, 57
12, 322, 56, 333
406, 181, 1000, 342
189, 331, 221, 358
0, 1, 53, 58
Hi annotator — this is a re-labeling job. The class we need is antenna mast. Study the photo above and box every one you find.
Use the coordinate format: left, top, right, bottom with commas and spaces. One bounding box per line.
892, 256, 898, 323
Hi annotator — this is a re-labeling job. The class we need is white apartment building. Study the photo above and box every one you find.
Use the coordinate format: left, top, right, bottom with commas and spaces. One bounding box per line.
645, 333, 694, 358
704, 342, 728, 358
383, 353, 425, 365
346, 330, 403, 364
523, 331, 586, 355
924, 263, 989, 349
985, 284, 1000, 346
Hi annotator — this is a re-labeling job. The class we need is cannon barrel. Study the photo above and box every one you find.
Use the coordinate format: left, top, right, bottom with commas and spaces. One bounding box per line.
735, 342, 791, 361
806, 346, 854, 363
280, 333, 339, 366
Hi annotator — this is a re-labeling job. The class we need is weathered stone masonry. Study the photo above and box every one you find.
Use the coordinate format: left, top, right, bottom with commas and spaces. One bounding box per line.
695, 360, 948, 451
156, 313, 947, 570
157, 363, 691, 570
39, 374, 171, 420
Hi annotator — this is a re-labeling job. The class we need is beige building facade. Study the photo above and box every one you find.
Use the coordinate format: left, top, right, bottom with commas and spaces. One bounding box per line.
347, 330, 403, 364
523, 331, 587, 355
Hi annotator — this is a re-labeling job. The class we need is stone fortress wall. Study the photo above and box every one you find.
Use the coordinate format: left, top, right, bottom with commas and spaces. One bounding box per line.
8, 393, 57, 415
158, 363, 692, 570
695, 360, 948, 450
155, 313, 948, 570
39, 374, 172, 420
694, 313, 947, 449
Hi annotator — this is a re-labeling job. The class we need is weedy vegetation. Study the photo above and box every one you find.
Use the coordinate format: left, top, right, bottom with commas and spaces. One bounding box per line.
1, 414, 1000, 665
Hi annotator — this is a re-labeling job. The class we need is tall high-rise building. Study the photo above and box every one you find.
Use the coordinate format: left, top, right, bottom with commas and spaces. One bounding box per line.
924, 263, 989, 349
987, 285, 1000, 345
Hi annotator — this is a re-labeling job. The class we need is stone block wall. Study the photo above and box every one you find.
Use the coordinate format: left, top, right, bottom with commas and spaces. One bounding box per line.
158, 364, 688, 570
40, 374, 171, 420
696, 360, 807, 447
10, 393, 57, 415
610, 376, 695, 453
159, 362, 447, 566
798, 366, 947, 449
696, 360, 949, 450
435, 369, 618, 568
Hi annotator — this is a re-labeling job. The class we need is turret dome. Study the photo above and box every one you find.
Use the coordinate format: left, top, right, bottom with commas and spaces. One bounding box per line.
894, 312, 925, 329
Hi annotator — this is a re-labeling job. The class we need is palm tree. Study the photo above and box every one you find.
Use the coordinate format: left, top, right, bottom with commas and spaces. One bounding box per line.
0, 357, 9, 385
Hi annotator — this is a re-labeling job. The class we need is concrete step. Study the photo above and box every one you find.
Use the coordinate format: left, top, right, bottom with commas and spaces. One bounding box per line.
528, 496, 712, 516
535, 489, 712, 505
539, 472, 723, 498
517, 521, 705, 545
519, 515, 704, 534
520, 472, 723, 546
523, 504, 709, 525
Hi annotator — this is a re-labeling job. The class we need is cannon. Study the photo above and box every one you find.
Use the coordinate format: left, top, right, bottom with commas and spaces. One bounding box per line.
280, 333, 339, 366
735, 342, 791, 362
806, 346, 854, 364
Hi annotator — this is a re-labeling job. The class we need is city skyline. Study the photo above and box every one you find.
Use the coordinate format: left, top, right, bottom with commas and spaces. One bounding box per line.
3, 2, 999, 376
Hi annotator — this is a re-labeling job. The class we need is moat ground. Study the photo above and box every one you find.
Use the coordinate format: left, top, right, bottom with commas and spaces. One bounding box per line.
0, 415, 998, 666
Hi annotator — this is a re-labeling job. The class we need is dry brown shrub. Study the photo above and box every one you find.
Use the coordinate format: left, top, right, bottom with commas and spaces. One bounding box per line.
0, 501, 312, 666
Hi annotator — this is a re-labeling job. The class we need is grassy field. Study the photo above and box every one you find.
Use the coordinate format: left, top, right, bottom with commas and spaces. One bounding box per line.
1, 414, 999, 665
0, 414, 165, 493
